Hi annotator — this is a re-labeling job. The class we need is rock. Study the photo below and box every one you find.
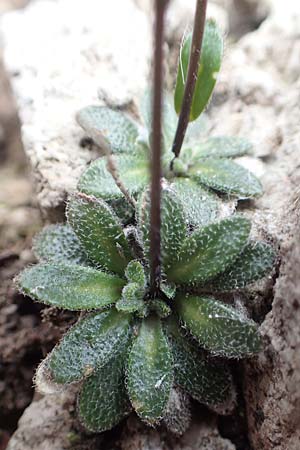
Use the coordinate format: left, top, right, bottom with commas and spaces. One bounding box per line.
1, 0, 151, 220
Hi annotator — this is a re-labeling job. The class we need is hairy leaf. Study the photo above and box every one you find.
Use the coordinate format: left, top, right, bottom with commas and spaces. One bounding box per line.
18, 263, 124, 310
171, 178, 221, 228
116, 282, 145, 315
175, 295, 261, 358
140, 90, 177, 151
138, 184, 187, 271
33, 224, 88, 266
208, 241, 276, 291
76, 105, 139, 154
125, 260, 146, 286
67, 193, 132, 275
174, 20, 223, 121
48, 309, 131, 384
78, 154, 149, 200
191, 136, 253, 160
78, 354, 130, 432
167, 216, 251, 285
165, 317, 234, 406
149, 299, 172, 318
189, 158, 263, 198
126, 316, 173, 424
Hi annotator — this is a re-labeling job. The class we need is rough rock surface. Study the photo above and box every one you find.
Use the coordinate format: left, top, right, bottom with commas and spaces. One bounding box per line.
2, 0, 300, 449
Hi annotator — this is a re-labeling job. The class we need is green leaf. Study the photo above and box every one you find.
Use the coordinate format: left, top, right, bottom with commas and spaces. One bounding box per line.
125, 260, 146, 286
189, 158, 263, 198
18, 263, 124, 310
165, 317, 234, 406
140, 90, 178, 151
78, 154, 149, 201
116, 282, 145, 315
126, 316, 173, 424
138, 183, 187, 271
174, 20, 223, 121
48, 309, 132, 384
76, 105, 139, 154
167, 216, 251, 285
78, 354, 130, 433
149, 299, 171, 319
175, 295, 261, 358
207, 241, 275, 291
33, 224, 88, 266
171, 178, 222, 228
67, 193, 132, 275
160, 280, 176, 299
190, 136, 253, 159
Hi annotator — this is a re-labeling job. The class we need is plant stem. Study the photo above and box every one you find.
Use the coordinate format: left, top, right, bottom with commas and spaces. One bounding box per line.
149, 0, 169, 294
171, 0, 208, 163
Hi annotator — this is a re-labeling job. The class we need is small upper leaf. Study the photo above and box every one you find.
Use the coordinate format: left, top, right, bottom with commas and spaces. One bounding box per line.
125, 260, 146, 286
116, 282, 145, 315
18, 263, 124, 310
126, 316, 173, 424
174, 20, 223, 121
76, 105, 139, 154
165, 317, 234, 407
189, 158, 263, 198
138, 183, 187, 271
33, 224, 88, 266
67, 193, 132, 275
78, 154, 149, 200
171, 178, 222, 228
175, 294, 261, 358
207, 241, 276, 291
167, 216, 251, 285
190, 136, 253, 159
48, 309, 132, 384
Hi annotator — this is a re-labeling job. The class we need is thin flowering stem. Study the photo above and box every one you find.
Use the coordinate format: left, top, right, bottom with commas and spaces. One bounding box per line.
171, 0, 208, 165
149, 0, 169, 294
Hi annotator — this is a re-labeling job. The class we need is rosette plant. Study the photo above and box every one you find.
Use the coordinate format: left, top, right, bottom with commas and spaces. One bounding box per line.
17, 184, 275, 432
75, 18, 262, 225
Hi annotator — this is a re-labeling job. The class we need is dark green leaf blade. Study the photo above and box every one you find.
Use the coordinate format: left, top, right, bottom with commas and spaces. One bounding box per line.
18, 263, 124, 310
165, 317, 234, 407
78, 354, 130, 433
207, 241, 276, 291
171, 178, 222, 228
78, 154, 149, 201
33, 224, 88, 266
126, 316, 173, 424
189, 158, 263, 198
138, 183, 187, 271
175, 295, 261, 358
67, 193, 132, 275
167, 216, 251, 285
47, 309, 131, 384
174, 20, 223, 121
191, 136, 253, 159
76, 105, 139, 154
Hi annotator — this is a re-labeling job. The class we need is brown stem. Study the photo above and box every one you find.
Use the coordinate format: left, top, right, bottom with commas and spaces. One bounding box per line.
149, 0, 169, 294
171, 0, 208, 163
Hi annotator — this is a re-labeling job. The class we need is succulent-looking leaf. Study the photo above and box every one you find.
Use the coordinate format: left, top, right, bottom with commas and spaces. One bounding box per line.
171, 178, 221, 228
67, 193, 132, 275
165, 317, 234, 406
140, 90, 178, 151
126, 316, 173, 424
78, 347, 130, 432
33, 224, 88, 266
208, 241, 276, 291
18, 263, 124, 310
78, 154, 149, 200
175, 295, 261, 358
190, 136, 253, 160
116, 282, 145, 315
125, 260, 146, 286
167, 216, 251, 285
138, 184, 187, 271
47, 309, 131, 384
76, 105, 139, 154
189, 158, 262, 198
174, 20, 223, 121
